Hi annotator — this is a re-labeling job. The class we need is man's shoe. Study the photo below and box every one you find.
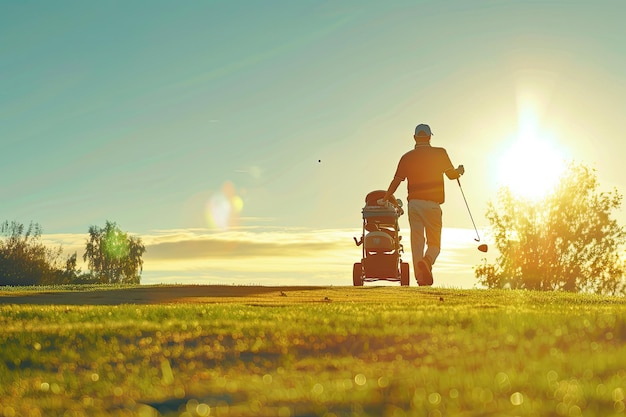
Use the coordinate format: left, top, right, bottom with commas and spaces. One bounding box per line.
417, 258, 433, 286
414, 269, 423, 285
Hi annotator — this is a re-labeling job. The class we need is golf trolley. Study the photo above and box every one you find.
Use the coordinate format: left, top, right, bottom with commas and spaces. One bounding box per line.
353, 190, 410, 286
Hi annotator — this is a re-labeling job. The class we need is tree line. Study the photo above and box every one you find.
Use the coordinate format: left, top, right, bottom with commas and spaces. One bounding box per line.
0, 220, 146, 286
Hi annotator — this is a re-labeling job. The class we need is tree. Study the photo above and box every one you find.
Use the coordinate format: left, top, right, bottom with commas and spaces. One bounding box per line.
475, 163, 626, 295
0, 221, 78, 285
83, 221, 146, 284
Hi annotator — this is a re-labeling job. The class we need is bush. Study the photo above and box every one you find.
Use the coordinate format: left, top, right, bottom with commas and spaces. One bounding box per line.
475, 163, 626, 294
0, 221, 78, 286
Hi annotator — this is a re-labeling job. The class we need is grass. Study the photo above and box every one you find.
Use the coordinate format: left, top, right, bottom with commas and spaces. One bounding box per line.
0, 285, 625, 416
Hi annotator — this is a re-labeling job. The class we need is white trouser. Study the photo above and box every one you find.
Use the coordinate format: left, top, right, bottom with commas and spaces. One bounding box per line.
408, 199, 442, 274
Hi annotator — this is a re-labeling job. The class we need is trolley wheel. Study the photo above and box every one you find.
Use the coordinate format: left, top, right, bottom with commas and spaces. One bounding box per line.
400, 262, 410, 286
353, 263, 364, 286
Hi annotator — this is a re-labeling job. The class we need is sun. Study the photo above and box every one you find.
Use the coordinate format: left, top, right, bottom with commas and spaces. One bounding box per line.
496, 118, 567, 200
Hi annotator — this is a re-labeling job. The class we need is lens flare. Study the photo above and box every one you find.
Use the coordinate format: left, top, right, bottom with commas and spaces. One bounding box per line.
206, 181, 244, 230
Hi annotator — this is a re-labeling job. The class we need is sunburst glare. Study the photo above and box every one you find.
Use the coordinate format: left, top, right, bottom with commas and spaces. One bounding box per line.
496, 104, 568, 200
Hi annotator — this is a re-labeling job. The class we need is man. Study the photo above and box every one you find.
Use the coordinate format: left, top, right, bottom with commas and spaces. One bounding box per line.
381, 124, 464, 286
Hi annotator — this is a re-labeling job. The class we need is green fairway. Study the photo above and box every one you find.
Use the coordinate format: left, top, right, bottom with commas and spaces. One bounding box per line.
1, 285, 625, 417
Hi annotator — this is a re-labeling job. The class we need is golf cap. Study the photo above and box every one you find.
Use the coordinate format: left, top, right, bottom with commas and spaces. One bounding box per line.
415, 124, 433, 137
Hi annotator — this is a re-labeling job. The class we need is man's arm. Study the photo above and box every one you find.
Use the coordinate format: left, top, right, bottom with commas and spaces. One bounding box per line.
444, 166, 464, 180
383, 177, 403, 203
442, 149, 464, 180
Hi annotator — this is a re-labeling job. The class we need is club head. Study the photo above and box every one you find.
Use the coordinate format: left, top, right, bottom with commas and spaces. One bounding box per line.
478, 244, 488, 253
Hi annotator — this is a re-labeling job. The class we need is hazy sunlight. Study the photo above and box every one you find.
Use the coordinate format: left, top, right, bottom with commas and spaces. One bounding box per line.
496, 106, 567, 200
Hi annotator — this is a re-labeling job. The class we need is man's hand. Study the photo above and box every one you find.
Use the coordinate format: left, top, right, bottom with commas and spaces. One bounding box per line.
456, 164, 465, 176
377, 197, 395, 208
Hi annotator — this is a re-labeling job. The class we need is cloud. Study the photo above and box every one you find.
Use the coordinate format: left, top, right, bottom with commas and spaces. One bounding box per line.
142, 227, 357, 260
233, 165, 263, 179
136, 227, 362, 286
146, 239, 330, 259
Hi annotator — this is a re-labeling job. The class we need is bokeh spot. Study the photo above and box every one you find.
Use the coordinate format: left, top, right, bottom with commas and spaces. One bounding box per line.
206, 181, 244, 230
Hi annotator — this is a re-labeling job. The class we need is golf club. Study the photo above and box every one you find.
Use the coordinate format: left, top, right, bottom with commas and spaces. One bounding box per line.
456, 178, 488, 253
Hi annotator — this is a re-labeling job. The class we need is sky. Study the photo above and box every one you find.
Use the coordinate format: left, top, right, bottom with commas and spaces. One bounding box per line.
2, 1, 626, 287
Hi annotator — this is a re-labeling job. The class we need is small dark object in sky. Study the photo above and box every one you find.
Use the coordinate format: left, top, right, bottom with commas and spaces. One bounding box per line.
318, 159, 321, 163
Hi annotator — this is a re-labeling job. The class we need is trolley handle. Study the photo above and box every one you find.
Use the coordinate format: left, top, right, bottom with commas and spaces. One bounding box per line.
376, 198, 404, 216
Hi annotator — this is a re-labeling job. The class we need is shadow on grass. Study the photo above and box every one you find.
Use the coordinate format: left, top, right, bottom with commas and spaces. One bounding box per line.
0, 285, 323, 306
138, 393, 244, 416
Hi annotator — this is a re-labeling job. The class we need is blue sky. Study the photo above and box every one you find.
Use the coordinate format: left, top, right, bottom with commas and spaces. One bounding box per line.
2, 1, 626, 286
